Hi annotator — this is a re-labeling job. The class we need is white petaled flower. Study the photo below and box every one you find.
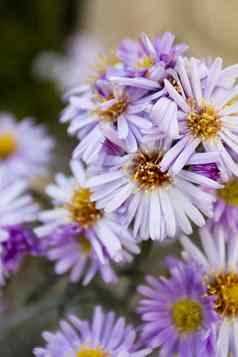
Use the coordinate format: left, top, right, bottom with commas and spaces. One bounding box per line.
35, 160, 140, 263
0, 180, 39, 285
181, 227, 238, 357
88, 140, 221, 241
0, 113, 54, 184
158, 57, 238, 177
60, 80, 153, 164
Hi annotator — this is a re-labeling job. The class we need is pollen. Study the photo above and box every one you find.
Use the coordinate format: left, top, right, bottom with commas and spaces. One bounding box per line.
98, 97, 128, 122
218, 179, 238, 206
187, 103, 221, 140
88, 51, 119, 84
136, 56, 154, 69
207, 272, 238, 318
77, 346, 110, 357
130, 151, 171, 190
68, 188, 102, 228
0, 133, 17, 160
172, 298, 203, 334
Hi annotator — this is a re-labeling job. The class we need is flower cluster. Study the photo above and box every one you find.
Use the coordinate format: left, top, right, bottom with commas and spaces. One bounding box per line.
3, 31, 238, 356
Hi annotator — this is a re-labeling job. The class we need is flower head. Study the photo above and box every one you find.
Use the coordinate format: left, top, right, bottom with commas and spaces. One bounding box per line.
0, 113, 54, 184
33, 306, 151, 357
61, 80, 152, 163
118, 32, 188, 82
181, 226, 238, 356
159, 57, 238, 176
88, 141, 221, 241
36, 160, 140, 264
137, 258, 218, 356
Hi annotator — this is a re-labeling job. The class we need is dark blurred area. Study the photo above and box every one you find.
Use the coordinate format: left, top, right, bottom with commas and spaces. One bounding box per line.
0, 0, 81, 126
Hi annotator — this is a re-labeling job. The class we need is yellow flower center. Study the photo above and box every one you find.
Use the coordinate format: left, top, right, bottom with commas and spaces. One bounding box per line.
88, 51, 119, 84
218, 179, 238, 206
207, 273, 238, 317
130, 151, 171, 190
77, 235, 92, 253
97, 97, 128, 122
172, 298, 203, 334
136, 56, 154, 69
68, 188, 103, 228
77, 346, 110, 357
187, 103, 221, 140
0, 133, 17, 159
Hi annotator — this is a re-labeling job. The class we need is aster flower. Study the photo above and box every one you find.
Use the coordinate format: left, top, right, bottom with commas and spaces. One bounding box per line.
158, 57, 238, 176
88, 140, 221, 241
36, 160, 140, 263
33, 306, 151, 357
208, 176, 238, 233
137, 258, 218, 356
181, 226, 238, 357
44, 223, 117, 285
0, 180, 39, 285
0, 113, 54, 184
60, 80, 153, 162
117, 32, 188, 82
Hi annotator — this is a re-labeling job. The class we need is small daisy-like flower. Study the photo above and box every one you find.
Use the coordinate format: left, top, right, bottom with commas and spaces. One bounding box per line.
61, 80, 152, 163
209, 176, 238, 233
0, 225, 40, 286
88, 141, 221, 241
117, 32, 188, 82
0, 180, 39, 285
36, 160, 140, 263
181, 226, 238, 357
159, 57, 238, 176
44, 223, 117, 285
0, 113, 54, 184
137, 258, 218, 356
33, 306, 151, 357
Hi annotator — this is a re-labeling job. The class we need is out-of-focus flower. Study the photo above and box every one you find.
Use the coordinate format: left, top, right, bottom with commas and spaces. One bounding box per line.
33, 33, 102, 92
61, 80, 153, 163
138, 258, 218, 356
181, 226, 238, 357
117, 32, 188, 82
36, 160, 140, 264
0, 113, 54, 184
0, 180, 39, 285
88, 141, 221, 241
43, 223, 117, 285
159, 57, 238, 176
33, 306, 152, 357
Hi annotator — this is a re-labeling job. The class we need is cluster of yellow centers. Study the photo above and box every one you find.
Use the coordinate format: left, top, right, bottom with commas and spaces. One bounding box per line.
130, 151, 171, 190
77, 346, 110, 357
97, 96, 128, 123
67, 188, 102, 228
187, 102, 222, 140
172, 298, 203, 334
0, 133, 17, 160
136, 56, 155, 69
218, 179, 238, 206
207, 273, 238, 318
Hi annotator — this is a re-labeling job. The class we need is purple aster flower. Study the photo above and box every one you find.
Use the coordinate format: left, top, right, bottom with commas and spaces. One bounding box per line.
36, 160, 140, 263
0, 225, 40, 285
117, 32, 188, 82
33, 306, 152, 357
206, 176, 238, 233
137, 258, 218, 356
158, 57, 238, 176
0, 113, 54, 185
87, 140, 221, 241
44, 223, 117, 285
181, 226, 238, 357
60, 80, 153, 162
0, 180, 39, 285
190, 163, 220, 181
